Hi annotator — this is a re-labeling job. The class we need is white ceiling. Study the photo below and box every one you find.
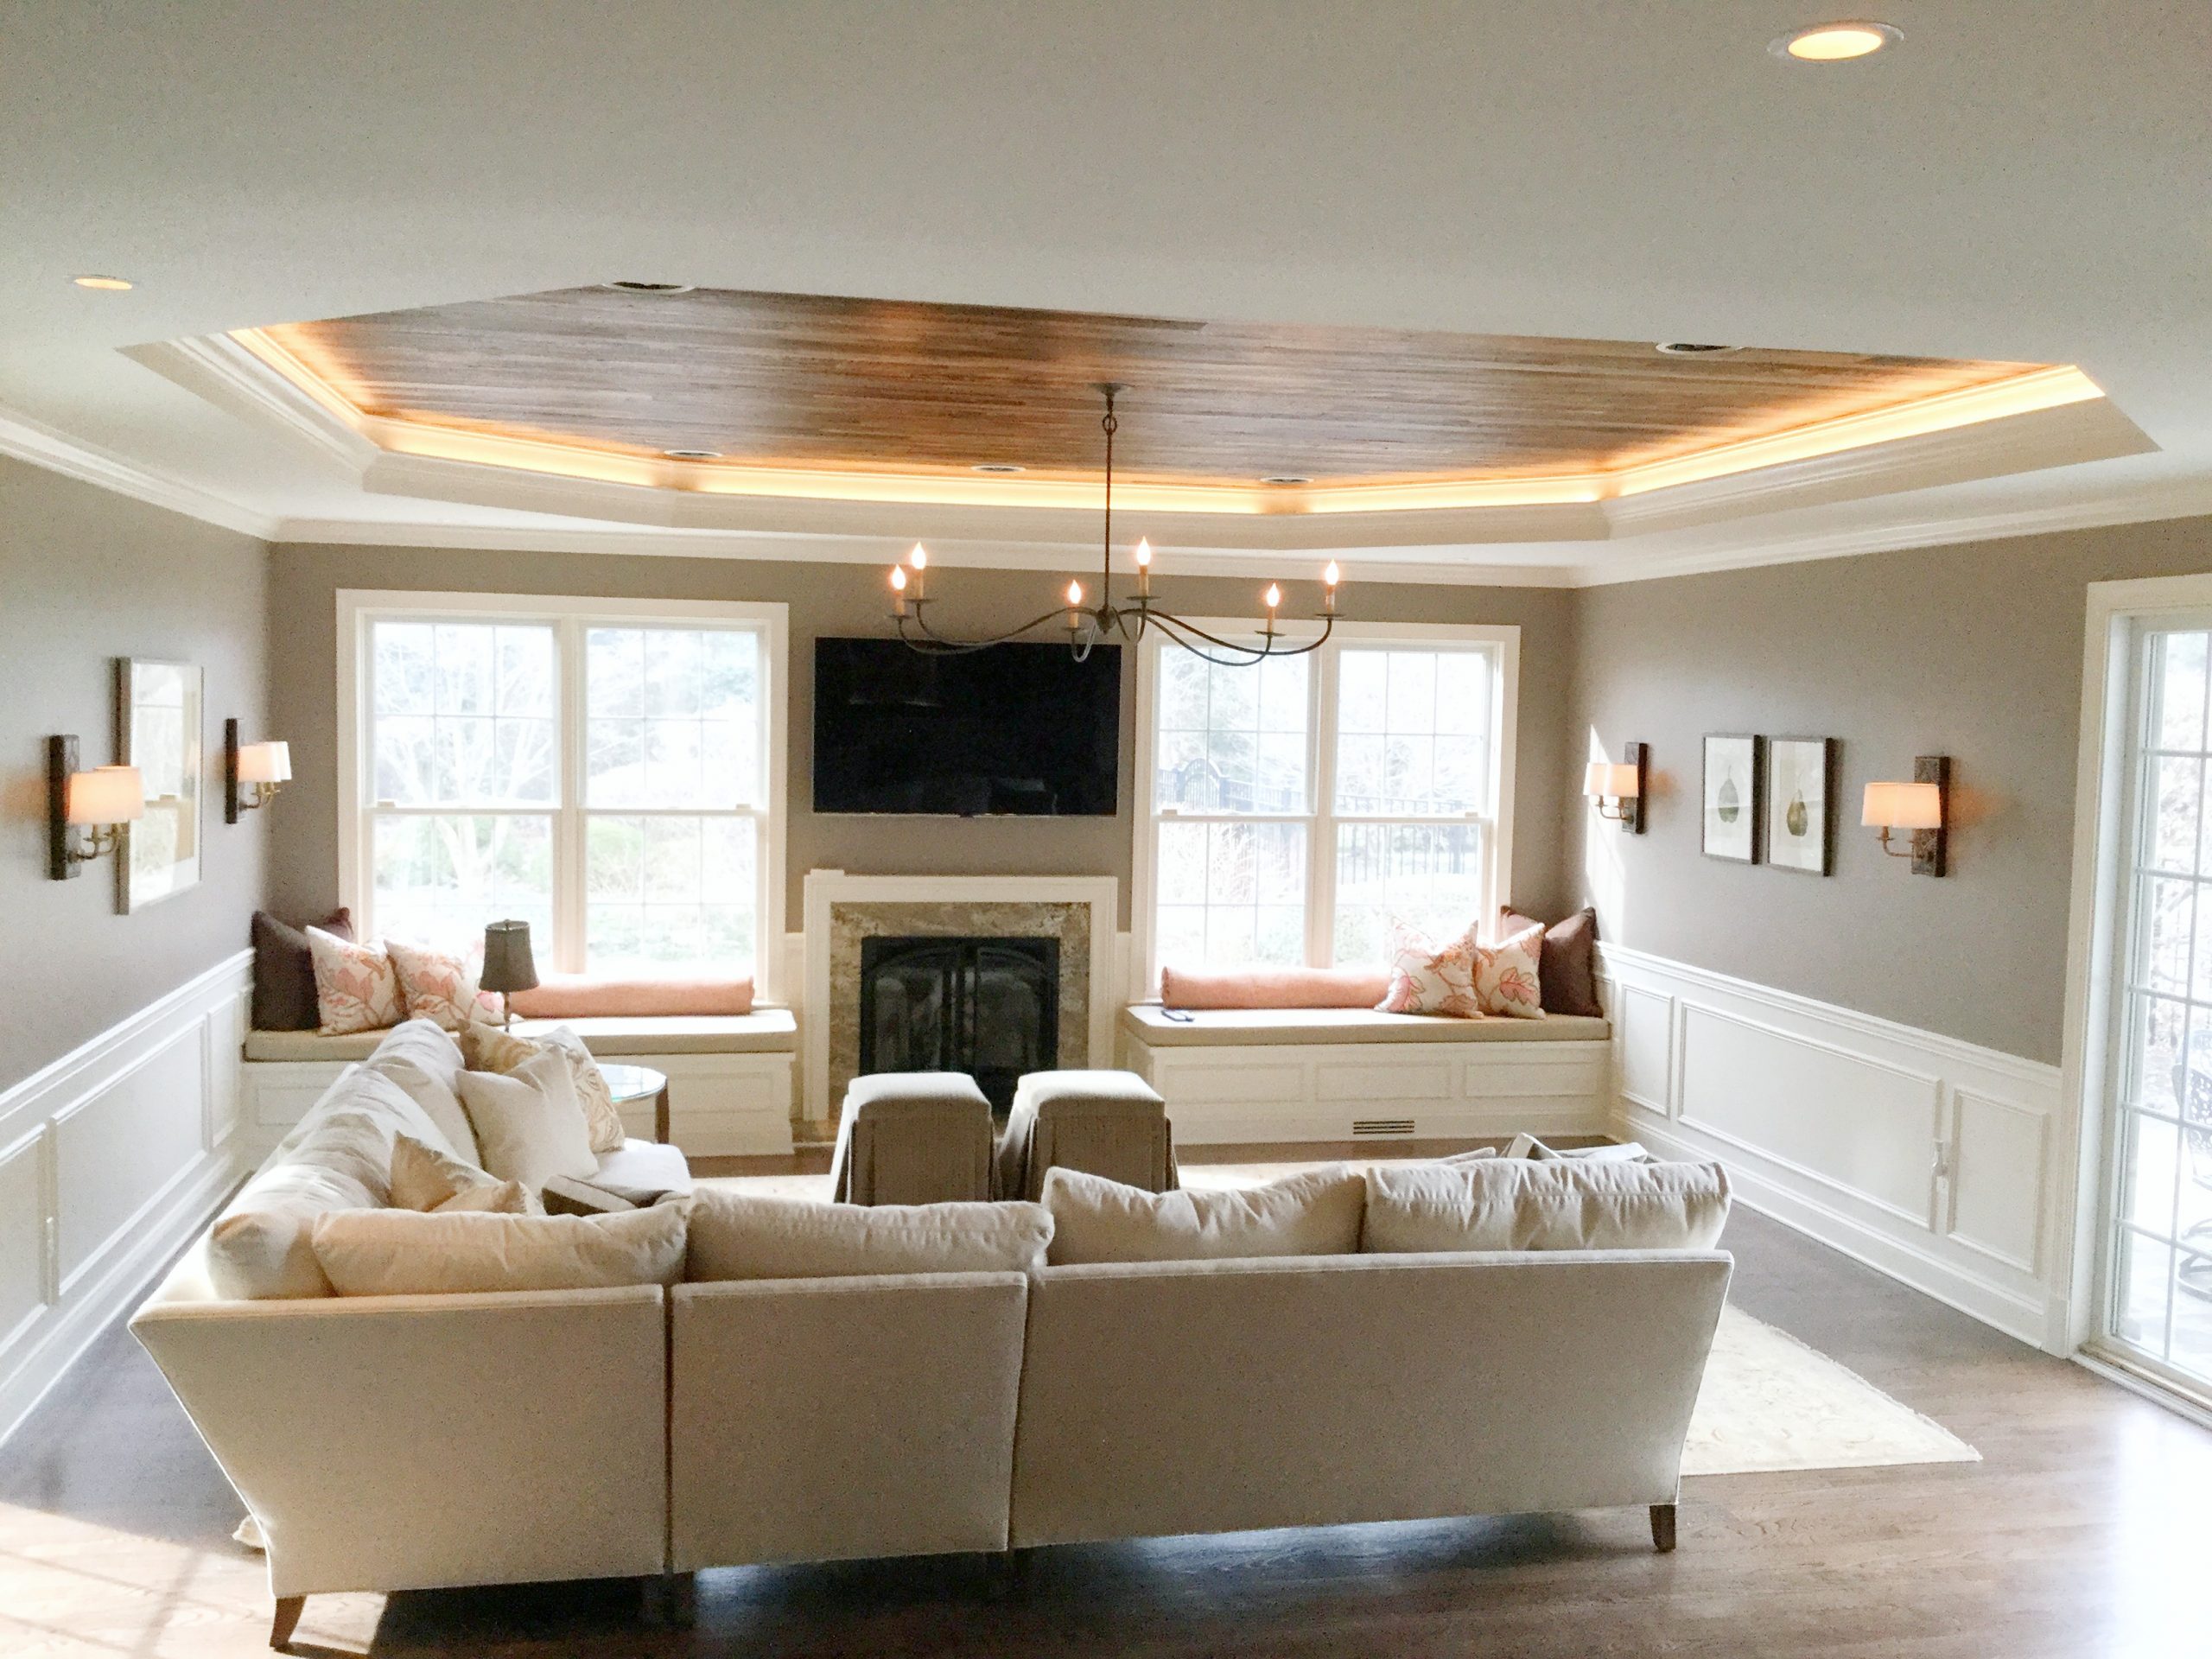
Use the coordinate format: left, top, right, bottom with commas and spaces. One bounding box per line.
5, 2, 2209, 584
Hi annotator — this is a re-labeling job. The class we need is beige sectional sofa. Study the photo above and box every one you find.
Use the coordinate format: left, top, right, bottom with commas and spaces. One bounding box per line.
135, 1024, 1732, 1649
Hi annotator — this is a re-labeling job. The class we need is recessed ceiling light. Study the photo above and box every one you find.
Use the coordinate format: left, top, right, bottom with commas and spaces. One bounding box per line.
72, 274, 133, 291
971, 463, 1026, 474
1770, 21, 1901, 62
1655, 341, 1744, 356
1260, 474, 1313, 486
661, 448, 722, 461
603, 281, 696, 294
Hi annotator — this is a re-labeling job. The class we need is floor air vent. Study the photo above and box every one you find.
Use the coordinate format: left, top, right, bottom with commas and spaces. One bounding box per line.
1351, 1118, 1417, 1138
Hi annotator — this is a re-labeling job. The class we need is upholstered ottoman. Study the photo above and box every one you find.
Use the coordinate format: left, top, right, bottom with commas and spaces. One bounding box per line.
996, 1069, 1178, 1201
828, 1071, 995, 1205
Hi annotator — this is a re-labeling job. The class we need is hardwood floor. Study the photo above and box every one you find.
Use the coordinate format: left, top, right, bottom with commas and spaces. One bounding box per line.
3, 1196, 2209, 1656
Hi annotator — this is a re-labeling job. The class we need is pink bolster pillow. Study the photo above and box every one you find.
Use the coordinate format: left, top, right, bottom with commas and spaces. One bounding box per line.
507, 974, 755, 1019
1159, 964, 1392, 1011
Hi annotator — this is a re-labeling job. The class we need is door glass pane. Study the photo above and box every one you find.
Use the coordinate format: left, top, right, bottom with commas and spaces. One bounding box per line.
372, 814, 553, 952
2108, 626, 2212, 1387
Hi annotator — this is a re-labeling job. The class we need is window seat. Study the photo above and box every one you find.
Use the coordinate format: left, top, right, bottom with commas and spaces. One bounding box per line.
1118, 1002, 1611, 1146
1121, 1005, 1609, 1048
239, 1010, 797, 1157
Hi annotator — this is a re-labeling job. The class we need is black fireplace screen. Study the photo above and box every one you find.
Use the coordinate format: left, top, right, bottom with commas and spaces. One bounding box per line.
858, 935, 1060, 1113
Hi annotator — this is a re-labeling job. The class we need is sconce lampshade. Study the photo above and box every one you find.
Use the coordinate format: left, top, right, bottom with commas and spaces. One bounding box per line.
67, 766, 144, 826
237, 741, 291, 785
479, 919, 540, 995
1861, 781, 1944, 830
1584, 761, 1643, 800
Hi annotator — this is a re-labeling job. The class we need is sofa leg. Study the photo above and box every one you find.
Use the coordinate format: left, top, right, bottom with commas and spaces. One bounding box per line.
1650, 1502, 1677, 1553
270, 1595, 304, 1651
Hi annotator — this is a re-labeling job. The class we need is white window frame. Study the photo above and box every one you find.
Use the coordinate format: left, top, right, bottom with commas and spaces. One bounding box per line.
1132, 617, 1520, 992
336, 589, 790, 999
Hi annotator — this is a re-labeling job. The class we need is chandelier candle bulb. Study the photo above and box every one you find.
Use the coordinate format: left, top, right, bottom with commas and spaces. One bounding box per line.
1135, 537, 1152, 597
1065, 579, 1084, 632
907, 543, 928, 601
889, 563, 908, 617
1323, 561, 1340, 613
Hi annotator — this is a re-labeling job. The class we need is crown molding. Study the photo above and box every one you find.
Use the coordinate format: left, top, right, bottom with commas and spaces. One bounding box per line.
1567, 474, 2212, 587
0, 402, 276, 538
124, 335, 378, 474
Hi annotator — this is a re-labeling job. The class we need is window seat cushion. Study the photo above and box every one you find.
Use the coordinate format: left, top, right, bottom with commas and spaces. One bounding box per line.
246, 1008, 798, 1063
1120, 1004, 1609, 1048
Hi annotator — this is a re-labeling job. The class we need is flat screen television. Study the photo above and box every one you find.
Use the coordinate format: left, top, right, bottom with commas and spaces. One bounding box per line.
813, 638, 1121, 816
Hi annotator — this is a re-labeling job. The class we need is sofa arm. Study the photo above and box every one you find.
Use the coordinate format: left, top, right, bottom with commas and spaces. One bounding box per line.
130, 1280, 668, 1599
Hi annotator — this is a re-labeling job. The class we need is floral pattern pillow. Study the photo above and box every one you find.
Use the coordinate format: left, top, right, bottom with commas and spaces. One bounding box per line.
1475, 924, 1547, 1020
386, 940, 490, 1031
1376, 919, 1485, 1018
306, 926, 404, 1035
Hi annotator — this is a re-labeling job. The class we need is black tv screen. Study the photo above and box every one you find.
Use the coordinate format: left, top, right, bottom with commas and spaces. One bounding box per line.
813, 638, 1121, 816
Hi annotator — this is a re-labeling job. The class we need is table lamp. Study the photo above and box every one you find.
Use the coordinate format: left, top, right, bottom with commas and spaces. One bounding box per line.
480, 919, 539, 1028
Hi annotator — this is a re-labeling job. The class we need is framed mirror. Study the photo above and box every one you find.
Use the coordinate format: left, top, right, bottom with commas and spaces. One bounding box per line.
115, 658, 203, 912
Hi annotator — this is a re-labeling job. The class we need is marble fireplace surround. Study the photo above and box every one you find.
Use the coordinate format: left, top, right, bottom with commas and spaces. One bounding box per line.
801, 872, 1119, 1134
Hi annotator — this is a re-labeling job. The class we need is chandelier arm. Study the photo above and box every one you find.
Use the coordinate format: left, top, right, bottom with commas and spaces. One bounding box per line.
895, 606, 1073, 654
1141, 611, 1274, 668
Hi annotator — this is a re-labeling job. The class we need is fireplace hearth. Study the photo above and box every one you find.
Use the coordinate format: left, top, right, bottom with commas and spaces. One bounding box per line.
858, 934, 1060, 1113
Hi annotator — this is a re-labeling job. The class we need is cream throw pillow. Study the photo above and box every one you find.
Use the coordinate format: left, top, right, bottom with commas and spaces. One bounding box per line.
306, 926, 404, 1035
455, 1048, 598, 1191
363, 1020, 480, 1166
389, 1133, 538, 1216
309, 1203, 688, 1295
1042, 1166, 1365, 1265
685, 1190, 1052, 1281
1362, 1158, 1731, 1253
461, 1020, 626, 1154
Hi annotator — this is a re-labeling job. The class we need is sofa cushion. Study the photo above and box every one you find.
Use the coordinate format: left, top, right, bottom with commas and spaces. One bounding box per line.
361, 1019, 480, 1166
685, 1189, 1052, 1281
309, 1203, 689, 1295
1042, 1166, 1365, 1265
389, 1132, 538, 1216
586, 1138, 695, 1206
457, 1049, 598, 1191
250, 907, 353, 1032
510, 973, 753, 1019
1503, 906, 1604, 1019
1159, 964, 1391, 1011
1362, 1158, 1731, 1254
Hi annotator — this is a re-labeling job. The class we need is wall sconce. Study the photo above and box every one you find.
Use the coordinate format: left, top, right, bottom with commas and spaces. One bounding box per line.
46, 735, 144, 880
1861, 755, 1950, 875
1583, 743, 1648, 833
224, 719, 290, 821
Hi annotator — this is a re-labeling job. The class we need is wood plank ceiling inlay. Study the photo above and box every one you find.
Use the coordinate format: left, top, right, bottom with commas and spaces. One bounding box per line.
266, 287, 2043, 487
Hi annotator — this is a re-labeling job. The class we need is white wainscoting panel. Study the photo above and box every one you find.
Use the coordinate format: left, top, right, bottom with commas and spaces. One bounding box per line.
1599, 944, 2069, 1352
0, 951, 253, 1446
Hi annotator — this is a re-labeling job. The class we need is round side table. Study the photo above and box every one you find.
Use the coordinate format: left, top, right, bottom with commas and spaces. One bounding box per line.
600, 1063, 671, 1144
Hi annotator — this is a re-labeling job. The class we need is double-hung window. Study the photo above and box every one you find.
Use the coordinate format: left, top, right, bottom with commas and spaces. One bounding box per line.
340, 592, 787, 988
1139, 621, 1516, 982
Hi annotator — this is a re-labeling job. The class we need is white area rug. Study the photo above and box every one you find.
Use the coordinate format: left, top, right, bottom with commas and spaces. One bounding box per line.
698, 1168, 1980, 1478
1683, 1304, 1980, 1476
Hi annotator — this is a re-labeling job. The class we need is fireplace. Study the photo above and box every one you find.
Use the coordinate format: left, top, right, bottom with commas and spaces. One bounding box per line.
858, 935, 1061, 1113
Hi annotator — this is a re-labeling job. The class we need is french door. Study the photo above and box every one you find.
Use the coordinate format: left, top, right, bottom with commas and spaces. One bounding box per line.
2100, 618, 2212, 1392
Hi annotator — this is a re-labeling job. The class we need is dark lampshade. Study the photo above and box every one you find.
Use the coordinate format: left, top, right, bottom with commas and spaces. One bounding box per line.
480, 919, 540, 995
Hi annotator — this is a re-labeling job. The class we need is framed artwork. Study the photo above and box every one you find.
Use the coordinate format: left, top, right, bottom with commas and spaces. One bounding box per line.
115, 657, 203, 912
1764, 736, 1837, 876
1701, 734, 1763, 863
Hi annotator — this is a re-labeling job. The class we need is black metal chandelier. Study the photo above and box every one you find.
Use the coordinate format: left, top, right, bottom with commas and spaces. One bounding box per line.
889, 384, 1338, 665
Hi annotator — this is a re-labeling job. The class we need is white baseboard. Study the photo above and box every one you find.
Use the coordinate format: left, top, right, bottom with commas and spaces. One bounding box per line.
1599, 944, 2070, 1353
0, 952, 253, 1446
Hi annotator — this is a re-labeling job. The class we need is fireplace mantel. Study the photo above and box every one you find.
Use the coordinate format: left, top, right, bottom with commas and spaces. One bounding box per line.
801, 872, 1118, 1128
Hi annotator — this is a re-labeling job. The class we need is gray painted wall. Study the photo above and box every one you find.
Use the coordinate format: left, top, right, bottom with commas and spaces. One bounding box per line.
264, 543, 1581, 931
0, 458, 270, 1093
1569, 513, 2212, 1065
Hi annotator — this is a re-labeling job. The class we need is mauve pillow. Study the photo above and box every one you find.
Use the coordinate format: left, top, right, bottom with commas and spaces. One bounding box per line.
507, 974, 753, 1019
251, 908, 353, 1031
1502, 906, 1603, 1018
1160, 964, 1393, 1011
